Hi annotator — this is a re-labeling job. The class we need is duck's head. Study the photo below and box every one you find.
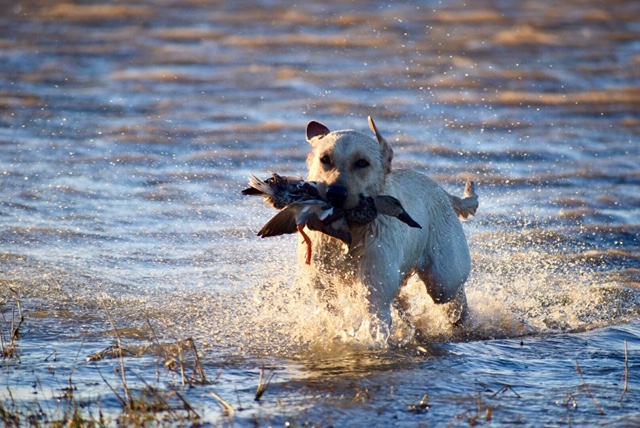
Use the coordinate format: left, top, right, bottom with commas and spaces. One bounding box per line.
374, 196, 422, 229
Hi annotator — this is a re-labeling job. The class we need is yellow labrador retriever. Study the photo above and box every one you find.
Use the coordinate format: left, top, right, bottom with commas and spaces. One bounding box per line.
301, 117, 477, 337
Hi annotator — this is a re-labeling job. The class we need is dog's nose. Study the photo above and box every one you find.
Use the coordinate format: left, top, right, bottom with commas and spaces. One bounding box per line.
326, 185, 348, 208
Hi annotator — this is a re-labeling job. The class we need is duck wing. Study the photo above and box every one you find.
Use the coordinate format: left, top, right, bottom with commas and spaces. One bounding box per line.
258, 201, 352, 246
257, 206, 298, 238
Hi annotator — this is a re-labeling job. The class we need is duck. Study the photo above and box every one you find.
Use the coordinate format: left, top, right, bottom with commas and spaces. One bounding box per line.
256, 194, 421, 264
241, 173, 321, 209
257, 199, 351, 265
346, 194, 422, 229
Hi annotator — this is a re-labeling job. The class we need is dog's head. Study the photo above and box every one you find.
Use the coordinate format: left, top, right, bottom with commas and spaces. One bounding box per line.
305, 117, 394, 210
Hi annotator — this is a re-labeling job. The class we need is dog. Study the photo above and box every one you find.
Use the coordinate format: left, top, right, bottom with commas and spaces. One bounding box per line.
300, 117, 478, 337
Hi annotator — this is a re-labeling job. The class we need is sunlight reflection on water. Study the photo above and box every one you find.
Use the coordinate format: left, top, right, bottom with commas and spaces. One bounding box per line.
1, 0, 639, 425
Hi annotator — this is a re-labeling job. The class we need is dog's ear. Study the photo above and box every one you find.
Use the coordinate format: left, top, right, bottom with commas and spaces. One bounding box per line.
368, 116, 394, 173
306, 121, 331, 143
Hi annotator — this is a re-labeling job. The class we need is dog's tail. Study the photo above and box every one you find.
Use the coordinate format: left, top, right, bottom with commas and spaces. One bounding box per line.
448, 181, 478, 220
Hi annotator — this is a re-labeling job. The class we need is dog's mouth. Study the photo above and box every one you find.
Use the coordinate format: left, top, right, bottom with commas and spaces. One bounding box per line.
322, 184, 364, 210
331, 196, 362, 211
325, 184, 349, 209
342, 196, 363, 211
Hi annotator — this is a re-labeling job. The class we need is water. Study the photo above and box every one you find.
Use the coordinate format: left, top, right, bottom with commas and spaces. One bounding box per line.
1, 0, 639, 425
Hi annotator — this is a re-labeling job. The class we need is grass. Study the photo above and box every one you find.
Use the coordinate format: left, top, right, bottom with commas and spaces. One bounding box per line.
1, 287, 23, 361
1, 288, 636, 427
255, 365, 276, 402
1, 292, 207, 426
0, 290, 286, 426
575, 361, 606, 416
620, 339, 629, 402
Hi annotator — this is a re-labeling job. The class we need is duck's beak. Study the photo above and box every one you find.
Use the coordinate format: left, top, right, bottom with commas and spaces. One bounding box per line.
397, 211, 422, 229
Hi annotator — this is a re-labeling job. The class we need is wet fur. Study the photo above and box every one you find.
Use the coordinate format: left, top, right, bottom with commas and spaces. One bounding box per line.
301, 118, 471, 331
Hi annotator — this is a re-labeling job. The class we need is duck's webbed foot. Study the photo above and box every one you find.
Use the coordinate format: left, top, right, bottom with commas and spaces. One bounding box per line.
297, 225, 312, 265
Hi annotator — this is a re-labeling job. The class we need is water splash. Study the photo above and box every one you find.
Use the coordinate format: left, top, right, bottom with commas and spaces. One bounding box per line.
3, 213, 636, 361
165, 228, 637, 357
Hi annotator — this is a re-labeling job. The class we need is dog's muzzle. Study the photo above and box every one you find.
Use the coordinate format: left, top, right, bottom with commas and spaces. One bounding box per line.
326, 185, 348, 208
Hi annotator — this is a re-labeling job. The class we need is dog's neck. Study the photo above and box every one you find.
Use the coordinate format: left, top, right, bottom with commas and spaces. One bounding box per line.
347, 218, 387, 258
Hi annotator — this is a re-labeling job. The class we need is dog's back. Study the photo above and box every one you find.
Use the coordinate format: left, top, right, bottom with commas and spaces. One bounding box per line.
383, 170, 471, 302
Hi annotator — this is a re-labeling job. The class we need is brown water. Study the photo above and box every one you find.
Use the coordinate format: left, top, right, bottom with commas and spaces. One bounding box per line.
1, 0, 639, 426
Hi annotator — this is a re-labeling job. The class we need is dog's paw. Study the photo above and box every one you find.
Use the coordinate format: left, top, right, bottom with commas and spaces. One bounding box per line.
443, 288, 469, 327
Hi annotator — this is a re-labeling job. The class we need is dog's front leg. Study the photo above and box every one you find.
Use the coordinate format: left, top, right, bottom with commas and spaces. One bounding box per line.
359, 253, 402, 332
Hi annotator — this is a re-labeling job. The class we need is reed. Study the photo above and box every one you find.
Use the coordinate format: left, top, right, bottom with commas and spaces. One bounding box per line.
490, 384, 520, 399
0, 287, 23, 360
619, 339, 628, 402
1, 296, 204, 425
255, 364, 276, 402
352, 387, 371, 403
145, 312, 208, 386
55, 304, 203, 425
407, 393, 430, 413
575, 361, 605, 415
103, 303, 133, 407
211, 390, 235, 416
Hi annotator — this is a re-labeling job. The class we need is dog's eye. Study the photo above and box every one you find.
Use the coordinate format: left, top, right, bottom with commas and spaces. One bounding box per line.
320, 154, 331, 165
354, 159, 370, 169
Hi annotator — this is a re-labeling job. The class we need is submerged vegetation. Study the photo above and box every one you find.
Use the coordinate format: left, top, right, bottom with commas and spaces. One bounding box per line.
1, 291, 204, 426
1, 289, 636, 427
1, 287, 23, 361
1, 0, 639, 424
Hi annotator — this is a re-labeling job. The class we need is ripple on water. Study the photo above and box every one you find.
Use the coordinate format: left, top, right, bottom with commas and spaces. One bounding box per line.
1, 0, 639, 425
